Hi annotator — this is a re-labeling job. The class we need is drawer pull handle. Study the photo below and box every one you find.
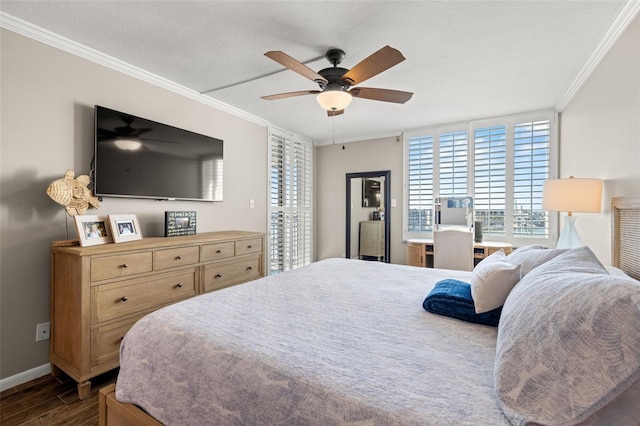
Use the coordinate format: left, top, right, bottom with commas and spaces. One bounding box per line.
120, 296, 128, 302
176, 255, 183, 260
176, 283, 183, 288
246, 266, 253, 271
121, 264, 128, 269
216, 250, 222, 253
215, 274, 222, 279
247, 245, 252, 249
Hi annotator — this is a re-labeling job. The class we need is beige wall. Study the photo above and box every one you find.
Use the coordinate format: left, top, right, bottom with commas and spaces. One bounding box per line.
315, 137, 406, 264
559, 13, 640, 264
0, 30, 268, 380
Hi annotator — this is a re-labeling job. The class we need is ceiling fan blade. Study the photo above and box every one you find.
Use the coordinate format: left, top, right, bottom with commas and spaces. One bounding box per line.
264, 51, 329, 84
261, 90, 321, 100
350, 87, 413, 104
128, 128, 152, 138
341, 46, 406, 86
327, 109, 344, 117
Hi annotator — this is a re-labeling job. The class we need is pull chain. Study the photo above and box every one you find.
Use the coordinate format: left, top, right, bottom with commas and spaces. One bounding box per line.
332, 116, 335, 145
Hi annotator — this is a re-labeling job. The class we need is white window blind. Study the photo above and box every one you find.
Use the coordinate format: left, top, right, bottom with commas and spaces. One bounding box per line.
268, 127, 313, 274
407, 134, 434, 232
474, 125, 507, 236
439, 131, 468, 198
513, 120, 550, 237
403, 111, 556, 244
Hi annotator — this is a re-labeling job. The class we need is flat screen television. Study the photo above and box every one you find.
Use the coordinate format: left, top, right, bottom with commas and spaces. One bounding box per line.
93, 105, 223, 201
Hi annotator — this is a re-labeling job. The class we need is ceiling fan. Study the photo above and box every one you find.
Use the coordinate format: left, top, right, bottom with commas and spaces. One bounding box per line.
97, 116, 151, 140
261, 46, 413, 116
97, 115, 174, 151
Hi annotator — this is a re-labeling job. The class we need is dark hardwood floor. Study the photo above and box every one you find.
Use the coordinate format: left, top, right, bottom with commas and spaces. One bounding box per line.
0, 370, 117, 425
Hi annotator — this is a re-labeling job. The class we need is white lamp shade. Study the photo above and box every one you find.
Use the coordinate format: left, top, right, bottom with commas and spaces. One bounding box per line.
542, 178, 603, 213
316, 90, 352, 111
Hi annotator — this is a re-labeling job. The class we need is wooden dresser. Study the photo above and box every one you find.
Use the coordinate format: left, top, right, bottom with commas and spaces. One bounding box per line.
359, 220, 385, 260
50, 230, 264, 399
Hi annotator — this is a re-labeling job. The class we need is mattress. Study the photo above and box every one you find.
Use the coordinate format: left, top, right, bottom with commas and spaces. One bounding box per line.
116, 258, 509, 425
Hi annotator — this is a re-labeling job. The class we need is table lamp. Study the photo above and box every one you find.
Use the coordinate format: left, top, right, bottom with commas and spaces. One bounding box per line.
542, 176, 603, 249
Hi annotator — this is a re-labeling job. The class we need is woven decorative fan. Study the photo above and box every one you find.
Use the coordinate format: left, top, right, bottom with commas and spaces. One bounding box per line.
47, 170, 100, 246
47, 170, 100, 216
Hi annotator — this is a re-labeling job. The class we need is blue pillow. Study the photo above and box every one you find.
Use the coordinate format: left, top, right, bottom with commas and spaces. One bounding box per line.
423, 279, 502, 327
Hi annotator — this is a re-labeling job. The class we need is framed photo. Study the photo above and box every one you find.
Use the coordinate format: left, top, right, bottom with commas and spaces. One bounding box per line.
109, 214, 143, 243
165, 211, 197, 237
74, 215, 113, 247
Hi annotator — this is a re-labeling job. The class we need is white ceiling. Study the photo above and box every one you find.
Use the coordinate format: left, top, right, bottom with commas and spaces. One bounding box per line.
1, 1, 636, 145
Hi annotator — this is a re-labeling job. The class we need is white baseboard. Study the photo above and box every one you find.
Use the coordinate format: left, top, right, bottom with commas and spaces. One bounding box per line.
0, 363, 51, 392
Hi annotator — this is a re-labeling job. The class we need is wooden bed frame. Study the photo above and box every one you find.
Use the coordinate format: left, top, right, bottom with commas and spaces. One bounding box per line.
98, 194, 640, 426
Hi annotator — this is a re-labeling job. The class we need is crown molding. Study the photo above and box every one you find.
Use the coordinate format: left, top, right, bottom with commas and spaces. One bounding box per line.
0, 12, 270, 127
556, 0, 640, 111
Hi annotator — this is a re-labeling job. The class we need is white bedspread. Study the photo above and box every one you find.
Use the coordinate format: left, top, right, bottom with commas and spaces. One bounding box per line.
116, 258, 509, 425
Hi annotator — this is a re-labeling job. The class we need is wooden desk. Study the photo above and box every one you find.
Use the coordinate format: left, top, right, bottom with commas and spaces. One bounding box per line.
407, 238, 512, 268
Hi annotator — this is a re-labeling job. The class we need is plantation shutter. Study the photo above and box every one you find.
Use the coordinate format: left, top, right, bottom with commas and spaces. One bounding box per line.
407, 134, 435, 232
474, 125, 507, 235
439, 131, 468, 198
289, 138, 313, 269
513, 120, 550, 237
269, 127, 313, 274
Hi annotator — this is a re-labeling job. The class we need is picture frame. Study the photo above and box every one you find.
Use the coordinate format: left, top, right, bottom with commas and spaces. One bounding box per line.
109, 214, 143, 243
164, 211, 197, 237
362, 178, 381, 208
73, 215, 113, 247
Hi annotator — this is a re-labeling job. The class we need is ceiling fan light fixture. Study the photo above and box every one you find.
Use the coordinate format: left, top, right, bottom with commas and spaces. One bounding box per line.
114, 139, 142, 151
316, 89, 352, 112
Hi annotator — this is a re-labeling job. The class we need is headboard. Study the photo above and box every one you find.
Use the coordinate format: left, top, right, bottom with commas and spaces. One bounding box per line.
612, 194, 640, 281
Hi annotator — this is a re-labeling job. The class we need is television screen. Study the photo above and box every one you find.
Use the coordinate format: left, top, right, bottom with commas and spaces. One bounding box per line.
94, 106, 223, 201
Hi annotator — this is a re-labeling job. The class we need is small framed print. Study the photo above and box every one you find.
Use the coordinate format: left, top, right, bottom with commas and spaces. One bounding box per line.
74, 215, 113, 247
109, 214, 143, 243
165, 211, 197, 237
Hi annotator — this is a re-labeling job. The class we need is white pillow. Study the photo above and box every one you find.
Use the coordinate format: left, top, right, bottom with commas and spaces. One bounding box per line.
470, 249, 521, 314
495, 246, 640, 425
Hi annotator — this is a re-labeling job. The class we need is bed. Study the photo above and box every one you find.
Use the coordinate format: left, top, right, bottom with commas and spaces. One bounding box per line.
99, 195, 640, 426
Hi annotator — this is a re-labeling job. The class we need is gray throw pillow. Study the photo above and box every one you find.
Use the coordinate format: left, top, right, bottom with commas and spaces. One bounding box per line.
507, 245, 568, 276
495, 247, 640, 425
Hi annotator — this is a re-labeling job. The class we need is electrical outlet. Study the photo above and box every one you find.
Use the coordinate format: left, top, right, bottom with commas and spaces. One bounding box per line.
250, 199, 255, 208
36, 322, 50, 342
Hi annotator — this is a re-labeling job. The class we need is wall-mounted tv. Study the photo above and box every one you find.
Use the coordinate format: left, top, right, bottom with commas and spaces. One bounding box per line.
93, 105, 223, 201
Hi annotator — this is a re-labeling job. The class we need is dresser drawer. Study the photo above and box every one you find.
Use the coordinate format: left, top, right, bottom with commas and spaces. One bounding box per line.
93, 270, 197, 323
91, 315, 143, 367
235, 238, 262, 256
201, 241, 235, 262
91, 252, 153, 282
204, 257, 261, 292
154, 246, 200, 270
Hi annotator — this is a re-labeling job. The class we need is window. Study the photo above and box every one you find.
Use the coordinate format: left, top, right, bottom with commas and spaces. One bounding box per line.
269, 127, 313, 274
403, 111, 557, 245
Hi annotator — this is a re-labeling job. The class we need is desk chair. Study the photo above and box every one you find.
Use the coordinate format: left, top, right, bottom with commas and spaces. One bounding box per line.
433, 228, 474, 271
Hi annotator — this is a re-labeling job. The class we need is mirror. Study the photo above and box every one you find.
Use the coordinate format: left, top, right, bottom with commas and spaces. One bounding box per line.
436, 196, 474, 228
346, 171, 391, 263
